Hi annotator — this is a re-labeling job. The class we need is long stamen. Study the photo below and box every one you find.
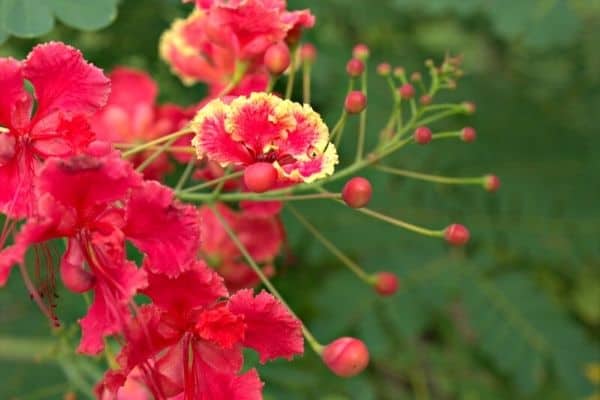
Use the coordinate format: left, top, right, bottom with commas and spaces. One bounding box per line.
18, 261, 59, 327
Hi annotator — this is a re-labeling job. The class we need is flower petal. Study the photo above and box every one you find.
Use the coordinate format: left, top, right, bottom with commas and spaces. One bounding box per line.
0, 57, 31, 130
23, 42, 110, 122
123, 181, 201, 277
229, 289, 303, 363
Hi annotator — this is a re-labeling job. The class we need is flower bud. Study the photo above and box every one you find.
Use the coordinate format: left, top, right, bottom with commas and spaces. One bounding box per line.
344, 91, 367, 114
410, 72, 422, 82
484, 174, 500, 192
373, 272, 399, 296
444, 224, 470, 246
346, 58, 365, 77
322, 337, 370, 377
419, 94, 432, 105
244, 162, 278, 193
300, 43, 317, 64
398, 83, 415, 99
393, 66, 405, 78
414, 126, 432, 145
352, 44, 369, 60
462, 101, 476, 114
377, 63, 391, 76
264, 42, 291, 75
342, 177, 372, 208
461, 127, 476, 142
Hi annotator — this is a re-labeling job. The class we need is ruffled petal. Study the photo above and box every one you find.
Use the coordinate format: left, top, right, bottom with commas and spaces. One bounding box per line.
143, 260, 228, 316
123, 181, 201, 277
23, 42, 110, 122
229, 289, 303, 363
0, 57, 31, 130
236, 210, 283, 262
191, 98, 253, 166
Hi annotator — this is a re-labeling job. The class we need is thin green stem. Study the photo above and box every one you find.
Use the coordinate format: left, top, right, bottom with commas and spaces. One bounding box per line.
210, 166, 232, 200
179, 191, 339, 203
285, 48, 298, 99
355, 69, 368, 162
417, 107, 464, 126
174, 160, 196, 191
181, 171, 244, 194
303, 62, 312, 103
135, 137, 177, 173
374, 165, 485, 185
122, 128, 190, 157
287, 205, 373, 283
356, 207, 445, 237
209, 205, 323, 354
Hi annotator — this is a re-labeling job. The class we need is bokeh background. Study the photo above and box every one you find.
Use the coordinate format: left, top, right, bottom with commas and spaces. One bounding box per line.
1, 0, 599, 399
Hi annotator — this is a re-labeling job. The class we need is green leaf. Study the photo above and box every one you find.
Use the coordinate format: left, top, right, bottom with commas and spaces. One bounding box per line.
0, 0, 54, 37
50, 0, 118, 31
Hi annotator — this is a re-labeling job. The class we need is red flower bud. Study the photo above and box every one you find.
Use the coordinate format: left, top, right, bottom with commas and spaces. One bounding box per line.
264, 42, 291, 75
344, 91, 367, 114
461, 127, 476, 142
322, 337, 370, 377
342, 177, 372, 208
377, 63, 391, 76
419, 94, 432, 105
484, 174, 500, 192
444, 224, 470, 246
399, 83, 415, 99
300, 43, 317, 64
414, 126, 432, 145
244, 162, 278, 193
373, 272, 399, 296
346, 58, 365, 77
352, 44, 369, 60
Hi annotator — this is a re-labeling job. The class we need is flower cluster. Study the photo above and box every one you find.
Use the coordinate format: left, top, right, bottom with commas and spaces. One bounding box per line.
0, 0, 500, 398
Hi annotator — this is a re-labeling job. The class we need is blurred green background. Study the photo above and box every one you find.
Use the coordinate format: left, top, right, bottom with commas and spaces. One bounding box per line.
1, 0, 599, 399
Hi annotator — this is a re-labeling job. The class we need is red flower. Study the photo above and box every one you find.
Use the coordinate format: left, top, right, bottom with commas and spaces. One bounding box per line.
0, 42, 109, 217
0, 153, 201, 354
192, 93, 338, 184
101, 261, 303, 399
91, 67, 196, 179
199, 203, 282, 291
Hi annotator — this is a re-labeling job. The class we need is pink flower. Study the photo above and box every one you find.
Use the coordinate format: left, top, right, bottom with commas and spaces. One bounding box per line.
91, 67, 195, 179
0, 153, 201, 354
199, 203, 283, 290
101, 261, 303, 399
0, 42, 109, 217
192, 93, 338, 184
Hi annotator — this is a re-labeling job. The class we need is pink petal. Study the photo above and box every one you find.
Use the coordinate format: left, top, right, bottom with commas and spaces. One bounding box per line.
0, 143, 39, 217
23, 42, 110, 122
229, 289, 303, 363
0, 57, 31, 130
143, 260, 228, 316
192, 362, 263, 400
123, 181, 201, 277
236, 211, 283, 262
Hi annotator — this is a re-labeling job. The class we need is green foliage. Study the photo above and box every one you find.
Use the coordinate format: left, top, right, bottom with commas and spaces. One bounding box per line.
1, 0, 599, 399
0, 0, 118, 43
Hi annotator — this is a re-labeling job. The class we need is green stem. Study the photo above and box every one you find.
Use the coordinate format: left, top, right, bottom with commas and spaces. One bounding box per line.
122, 128, 190, 157
209, 204, 323, 354
287, 205, 373, 283
135, 137, 177, 173
174, 160, 196, 191
303, 62, 312, 104
285, 48, 298, 99
416, 107, 464, 126
355, 67, 368, 162
180, 171, 244, 194
374, 166, 486, 185
179, 191, 339, 203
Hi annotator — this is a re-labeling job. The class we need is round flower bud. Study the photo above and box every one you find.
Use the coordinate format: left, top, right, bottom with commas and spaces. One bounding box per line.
373, 272, 399, 296
484, 174, 500, 192
322, 337, 370, 377
461, 127, 476, 142
346, 58, 365, 77
344, 91, 367, 114
300, 43, 317, 64
414, 126, 432, 145
410, 71, 422, 82
444, 224, 470, 246
462, 101, 476, 114
342, 177, 372, 208
352, 44, 370, 60
244, 162, 278, 193
398, 83, 415, 99
377, 63, 391, 76
419, 94, 432, 105
264, 42, 291, 75
393, 66, 405, 78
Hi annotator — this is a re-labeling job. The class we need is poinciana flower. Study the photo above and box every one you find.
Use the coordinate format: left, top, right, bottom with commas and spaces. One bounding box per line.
160, 0, 314, 94
0, 152, 201, 354
191, 92, 338, 184
199, 203, 283, 291
99, 260, 303, 400
91, 67, 195, 179
0, 41, 110, 218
